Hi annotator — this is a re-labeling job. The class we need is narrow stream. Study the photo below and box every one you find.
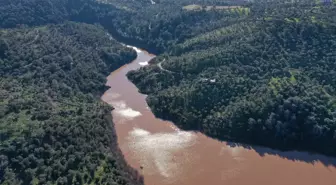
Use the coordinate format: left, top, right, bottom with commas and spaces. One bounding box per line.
101, 46, 336, 185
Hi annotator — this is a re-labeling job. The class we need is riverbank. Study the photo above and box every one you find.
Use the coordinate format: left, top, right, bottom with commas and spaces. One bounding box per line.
102, 46, 336, 185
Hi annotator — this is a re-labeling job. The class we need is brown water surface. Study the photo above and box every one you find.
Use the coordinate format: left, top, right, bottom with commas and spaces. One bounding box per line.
101, 47, 336, 185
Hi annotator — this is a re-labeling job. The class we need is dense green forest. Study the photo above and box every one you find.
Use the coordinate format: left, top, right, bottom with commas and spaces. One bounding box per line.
2, 0, 336, 183
0, 0, 249, 54
128, 0, 336, 157
0, 22, 142, 184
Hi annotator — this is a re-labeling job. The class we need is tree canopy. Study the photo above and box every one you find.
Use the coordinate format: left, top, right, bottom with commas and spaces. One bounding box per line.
2, 0, 336, 184
127, 0, 336, 156
0, 22, 141, 185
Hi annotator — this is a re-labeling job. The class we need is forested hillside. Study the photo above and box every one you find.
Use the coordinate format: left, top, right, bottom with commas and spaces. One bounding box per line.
0, 22, 141, 184
98, 0, 250, 53
0, 0, 249, 54
2, 0, 336, 183
128, 0, 336, 156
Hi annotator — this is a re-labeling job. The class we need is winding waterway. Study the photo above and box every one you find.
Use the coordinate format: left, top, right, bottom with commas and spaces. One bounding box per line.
101, 46, 336, 185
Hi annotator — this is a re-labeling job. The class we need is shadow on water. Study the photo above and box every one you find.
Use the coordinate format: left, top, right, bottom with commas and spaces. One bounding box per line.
157, 117, 336, 168
226, 141, 336, 168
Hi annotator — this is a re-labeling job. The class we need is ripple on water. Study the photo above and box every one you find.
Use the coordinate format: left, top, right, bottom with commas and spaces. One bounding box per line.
139, 61, 149, 66
127, 128, 196, 179
111, 101, 142, 120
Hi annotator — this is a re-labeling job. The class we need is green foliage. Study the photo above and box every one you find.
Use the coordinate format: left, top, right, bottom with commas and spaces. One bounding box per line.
2, 0, 336, 183
0, 22, 141, 185
128, 0, 336, 156
0, 0, 249, 54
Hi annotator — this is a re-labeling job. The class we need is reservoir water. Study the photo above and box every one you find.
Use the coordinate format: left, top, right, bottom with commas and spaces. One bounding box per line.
101, 46, 336, 185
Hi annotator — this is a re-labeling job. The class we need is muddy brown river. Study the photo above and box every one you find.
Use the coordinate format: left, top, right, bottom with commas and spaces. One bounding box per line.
101, 46, 336, 185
